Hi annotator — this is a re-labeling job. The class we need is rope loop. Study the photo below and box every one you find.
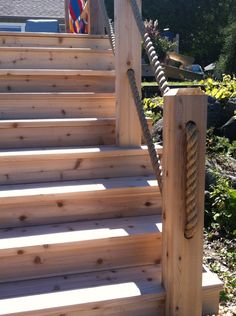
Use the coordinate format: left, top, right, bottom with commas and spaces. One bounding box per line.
185, 121, 199, 239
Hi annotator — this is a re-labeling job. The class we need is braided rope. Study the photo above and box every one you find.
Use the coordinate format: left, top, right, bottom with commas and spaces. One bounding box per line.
128, 69, 163, 193
129, 0, 170, 96
98, 0, 116, 55
185, 122, 199, 239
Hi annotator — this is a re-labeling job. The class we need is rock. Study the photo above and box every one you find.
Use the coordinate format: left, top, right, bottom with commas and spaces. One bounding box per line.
205, 156, 236, 189
207, 97, 236, 141
152, 118, 163, 143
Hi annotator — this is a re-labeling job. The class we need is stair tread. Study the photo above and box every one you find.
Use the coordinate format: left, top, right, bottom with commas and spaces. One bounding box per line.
0, 265, 164, 315
0, 214, 162, 250
0, 47, 113, 53
0, 31, 110, 39
0, 176, 158, 199
0, 69, 115, 76
0, 117, 115, 128
0, 145, 162, 160
0, 92, 115, 99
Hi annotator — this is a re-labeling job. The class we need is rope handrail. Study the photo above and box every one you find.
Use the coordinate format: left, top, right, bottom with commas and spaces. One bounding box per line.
127, 69, 163, 193
99, 0, 169, 195
98, 0, 116, 55
129, 0, 170, 96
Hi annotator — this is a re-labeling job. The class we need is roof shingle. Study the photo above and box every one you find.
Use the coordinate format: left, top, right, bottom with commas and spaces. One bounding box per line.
0, 0, 64, 18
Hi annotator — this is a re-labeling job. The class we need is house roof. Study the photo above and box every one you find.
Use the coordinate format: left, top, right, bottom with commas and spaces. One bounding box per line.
0, 0, 65, 19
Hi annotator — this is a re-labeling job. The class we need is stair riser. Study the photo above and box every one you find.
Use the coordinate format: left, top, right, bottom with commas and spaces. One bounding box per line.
0, 96, 115, 119
0, 235, 161, 282
202, 288, 222, 316
0, 49, 114, 70
0, 154, 157, 185
0, 34, 111, 49
0, 296, 165, 316
0, 119, 152, 149
0, 192, 161, 228
0, 124, 115, 149
0, 74, 115, 93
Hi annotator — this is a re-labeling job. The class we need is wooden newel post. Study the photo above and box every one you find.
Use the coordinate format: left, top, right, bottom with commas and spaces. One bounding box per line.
162, 88, 208, 316
115, 0, 141, 146
88, 1, 106, 35
64, 0, 70, 33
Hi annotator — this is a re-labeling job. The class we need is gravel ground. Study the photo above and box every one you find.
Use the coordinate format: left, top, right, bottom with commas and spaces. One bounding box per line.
203, 232, 236, 316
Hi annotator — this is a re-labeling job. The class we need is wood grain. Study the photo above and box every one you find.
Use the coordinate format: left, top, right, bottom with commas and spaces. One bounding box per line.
0, 215, 162, 281
0, 32, 111, 49
115, 0, 141, 146
0, 145, 162, 185
162, 88, 208, 316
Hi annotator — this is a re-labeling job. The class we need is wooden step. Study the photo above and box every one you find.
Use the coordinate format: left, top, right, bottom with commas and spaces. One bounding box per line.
0, 265, 165, 316
0, 92, 116, 119
0, 145, 162, 185
0, 117, 152, 149
0, 215, 162, 282
0, 69, 115, 93
202, 266, 224, 315
0, 176, 161, 228
0, 47, 114, 70
0, 32, 112, 49
0, 266, 223, 316
0, 118, 116, 149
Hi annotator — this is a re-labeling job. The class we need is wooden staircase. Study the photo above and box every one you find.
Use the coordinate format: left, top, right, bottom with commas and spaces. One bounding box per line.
0, 32, 222, 316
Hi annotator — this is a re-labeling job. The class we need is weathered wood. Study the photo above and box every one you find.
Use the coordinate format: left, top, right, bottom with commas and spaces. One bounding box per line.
64, 0, 70, 33
115, 0, 141, 146
162, 88, 208, 316
88, 0, 105, 35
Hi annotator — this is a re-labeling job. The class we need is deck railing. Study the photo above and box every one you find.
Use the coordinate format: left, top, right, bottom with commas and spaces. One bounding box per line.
65, 1, 208, 314
115, 1, 208, 315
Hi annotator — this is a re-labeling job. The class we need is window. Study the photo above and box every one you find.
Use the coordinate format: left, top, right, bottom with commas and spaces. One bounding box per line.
0, 23, 26, 32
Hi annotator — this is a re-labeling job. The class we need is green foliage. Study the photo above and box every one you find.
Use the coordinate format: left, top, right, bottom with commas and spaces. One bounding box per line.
206, 172, 236, 235
142, 0, 234, 66
202, 75, 236, 102
216, 21, 236, 75
206, 129, 236, 158
105, 0, 236, 68
143, 97, 163, 122
142, 20, 176, 62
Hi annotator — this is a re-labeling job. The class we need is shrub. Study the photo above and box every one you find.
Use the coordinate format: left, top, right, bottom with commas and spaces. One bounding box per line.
205, 171, 236, 236
216, 21, 236, 76
142, 20, 176, 63
143, 96, 163, 122
206, 128, 236, 158
202, 75, 236, 103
